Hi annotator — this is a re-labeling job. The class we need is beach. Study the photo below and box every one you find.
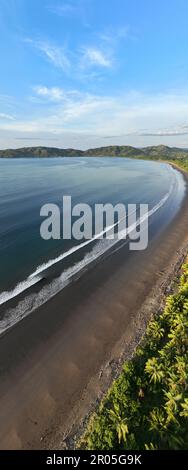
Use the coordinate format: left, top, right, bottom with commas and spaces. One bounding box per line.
0, 166, 187, 450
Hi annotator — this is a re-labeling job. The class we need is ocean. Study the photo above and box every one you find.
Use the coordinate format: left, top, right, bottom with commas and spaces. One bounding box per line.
0, 156, 185, 334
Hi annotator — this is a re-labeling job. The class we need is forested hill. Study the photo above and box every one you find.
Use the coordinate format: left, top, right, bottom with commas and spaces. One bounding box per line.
0, 144, 188, 164
0, 146, 84, 158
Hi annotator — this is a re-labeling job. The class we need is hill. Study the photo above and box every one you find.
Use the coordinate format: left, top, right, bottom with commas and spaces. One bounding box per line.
86, 145, 145, 157
0, 146, 84, 158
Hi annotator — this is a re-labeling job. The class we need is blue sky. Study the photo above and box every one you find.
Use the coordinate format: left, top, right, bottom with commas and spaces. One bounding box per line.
0, 0, 188, 149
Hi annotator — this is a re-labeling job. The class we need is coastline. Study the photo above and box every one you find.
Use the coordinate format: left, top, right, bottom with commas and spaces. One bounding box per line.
0, 164, 187, 449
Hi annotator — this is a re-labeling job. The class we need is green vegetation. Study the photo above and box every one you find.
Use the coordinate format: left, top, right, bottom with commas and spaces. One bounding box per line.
80, 260, 188, 450
0, 144, 188, 171
173, 159, 188, 172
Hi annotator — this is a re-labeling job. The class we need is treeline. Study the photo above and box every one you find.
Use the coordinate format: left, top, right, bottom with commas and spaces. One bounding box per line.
80, 260, 188, 450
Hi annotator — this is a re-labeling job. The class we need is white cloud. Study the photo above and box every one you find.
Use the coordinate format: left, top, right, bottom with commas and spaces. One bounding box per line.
0, 113, 15, 120
2, 90, 188, 149
34, 86, 65, 101
27, 39, 71, 72
139, 128, 188, 136
33, 86, 83, 103
26, 38, 112, 81
81, 46, 112, 68
49, 2, 78, 16
39, 43, 70, 70
99, 26, 130, 44
48, 0, 90, 26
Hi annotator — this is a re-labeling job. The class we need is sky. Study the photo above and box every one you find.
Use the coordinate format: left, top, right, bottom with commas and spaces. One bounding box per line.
0, 0, 188, 149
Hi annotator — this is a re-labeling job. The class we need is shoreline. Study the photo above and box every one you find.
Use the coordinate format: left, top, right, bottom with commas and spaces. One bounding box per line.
0, 164, 187, 449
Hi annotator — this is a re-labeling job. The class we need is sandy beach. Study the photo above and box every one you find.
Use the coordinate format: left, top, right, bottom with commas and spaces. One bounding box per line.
0, 166, 187, 450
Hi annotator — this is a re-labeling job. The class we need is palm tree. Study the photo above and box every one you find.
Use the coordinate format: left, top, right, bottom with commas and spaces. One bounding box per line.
180, 398, 188, 418
108, 404, 129, 444
145, 357, 164, 384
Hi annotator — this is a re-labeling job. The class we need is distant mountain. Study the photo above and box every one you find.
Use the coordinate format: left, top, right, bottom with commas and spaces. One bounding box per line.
142, 145, 188, 159
86, 145, 145, 157
0, 144, 188, 162
0, 146, 84, 158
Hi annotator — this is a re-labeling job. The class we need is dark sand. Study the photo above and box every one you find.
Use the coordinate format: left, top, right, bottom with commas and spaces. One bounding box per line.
0, 167, 188, 450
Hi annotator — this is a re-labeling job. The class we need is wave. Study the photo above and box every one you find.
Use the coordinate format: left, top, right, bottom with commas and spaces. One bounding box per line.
0, 188, 172, 310
0, 275, 42, 306
30, 189, 171, 276
0, 219, 126, 307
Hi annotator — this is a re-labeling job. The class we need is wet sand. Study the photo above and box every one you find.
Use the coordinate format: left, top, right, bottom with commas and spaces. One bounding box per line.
0, 167, 188, 450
